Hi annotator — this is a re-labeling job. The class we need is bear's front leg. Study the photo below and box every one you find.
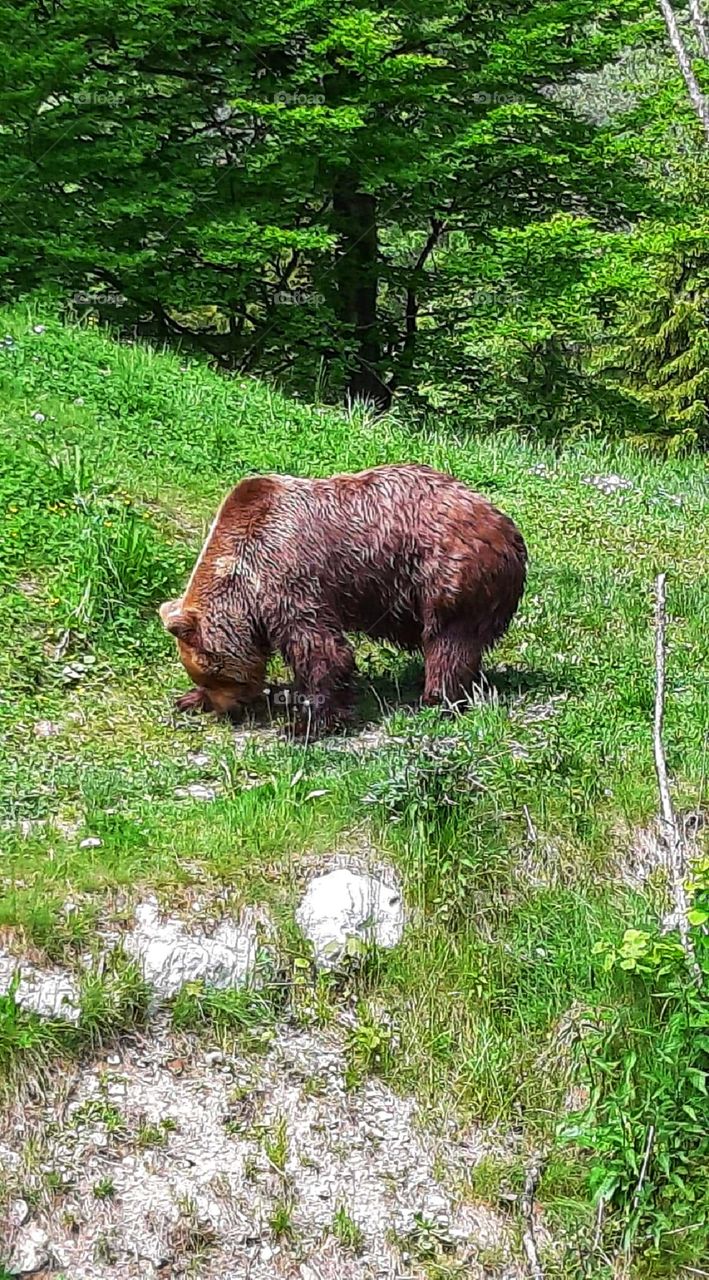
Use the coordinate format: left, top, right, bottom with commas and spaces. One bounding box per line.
422, 621, 483, 706
175, 686, 214, 714
282, 628, 356, 738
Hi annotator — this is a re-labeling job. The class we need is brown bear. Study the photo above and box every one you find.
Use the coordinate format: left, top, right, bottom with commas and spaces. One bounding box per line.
159, 464, 527, 734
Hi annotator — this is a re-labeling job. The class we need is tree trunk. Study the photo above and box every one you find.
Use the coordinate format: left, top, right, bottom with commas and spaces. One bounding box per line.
658, 0, 709, 141
331, 178, 390, 407
689, 0, 709, 62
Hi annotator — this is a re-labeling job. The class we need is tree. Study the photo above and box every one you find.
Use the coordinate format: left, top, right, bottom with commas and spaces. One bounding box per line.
0, 0, 655, 403
608, 228, 709, 450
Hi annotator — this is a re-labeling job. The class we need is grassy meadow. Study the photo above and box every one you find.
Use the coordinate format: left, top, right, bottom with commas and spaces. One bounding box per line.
1, 304, 708, 1276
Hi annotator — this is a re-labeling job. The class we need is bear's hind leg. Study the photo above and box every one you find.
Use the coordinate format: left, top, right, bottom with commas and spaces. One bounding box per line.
422, 621, 482, 707
282, 628, 356, 736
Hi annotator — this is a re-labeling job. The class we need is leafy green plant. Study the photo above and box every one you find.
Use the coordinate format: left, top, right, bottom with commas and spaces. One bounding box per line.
269, 1192, 297, 1242
331, 1202, 365, 1254
363, 733, 487, 832
136, 1117, 177, 1149
262, 1115, 289, 1176
572, 876, 709, 1269
93, 1176, 116, 1200
344, 1004, 394, 1089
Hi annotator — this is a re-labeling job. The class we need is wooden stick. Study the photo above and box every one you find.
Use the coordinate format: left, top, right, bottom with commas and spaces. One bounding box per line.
653, 574, 702, 984
632, 1124, 655, 1213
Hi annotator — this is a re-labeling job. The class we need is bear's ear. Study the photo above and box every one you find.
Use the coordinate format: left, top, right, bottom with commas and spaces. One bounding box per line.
159, 599, 201, 645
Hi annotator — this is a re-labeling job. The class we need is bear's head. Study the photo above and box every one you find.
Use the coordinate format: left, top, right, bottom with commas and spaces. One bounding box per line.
159, 598, 267, 716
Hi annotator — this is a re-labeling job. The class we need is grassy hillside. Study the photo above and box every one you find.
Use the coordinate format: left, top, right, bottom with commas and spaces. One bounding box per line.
1, 304, 708, 1276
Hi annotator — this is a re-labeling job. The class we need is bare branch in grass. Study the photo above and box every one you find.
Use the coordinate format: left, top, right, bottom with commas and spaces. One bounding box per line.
520, 1151, 544, 1280
653, 573, 702, 985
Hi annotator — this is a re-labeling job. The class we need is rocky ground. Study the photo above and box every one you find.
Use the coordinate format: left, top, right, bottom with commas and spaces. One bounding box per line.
1, 1021, 526, 1279
0, 861, 537, 1280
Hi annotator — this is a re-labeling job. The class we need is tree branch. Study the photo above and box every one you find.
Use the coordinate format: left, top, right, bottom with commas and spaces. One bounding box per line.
389, 217, 447, 392
520, 1152, 545, 1280
689, 0, 709, 62
653, 573, 702, 984
658, 0, 709, 141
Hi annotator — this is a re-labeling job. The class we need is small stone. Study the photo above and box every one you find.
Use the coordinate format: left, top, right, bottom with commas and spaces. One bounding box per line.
174, 783, 217, 801
9, 1223, 50, 1274
205, 1050, 225, 1067
79, 836, 102, 848
107, 1052, 121, 1066
583, 473, 634, 496
0, 952, 81, 1022
9, 1197, 30, 1227
33, 719, 61, 738
187, 751, 211, 767
32, 324, 46, 334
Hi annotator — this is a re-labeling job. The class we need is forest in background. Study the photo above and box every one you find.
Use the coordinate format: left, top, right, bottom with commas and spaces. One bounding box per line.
1, 0, 709, 448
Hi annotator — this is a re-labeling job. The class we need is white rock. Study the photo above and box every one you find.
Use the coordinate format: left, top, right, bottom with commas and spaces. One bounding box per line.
583, 473, 634, 496
9, 1224, 50, 1274
296, 867, 405, 969
0, 951, 81, 1023
33, 719, 61, 738
174, 783, 217, 801
124, 897, 261, 999
79, 836, 102, 849
9, 1198, 30, 1227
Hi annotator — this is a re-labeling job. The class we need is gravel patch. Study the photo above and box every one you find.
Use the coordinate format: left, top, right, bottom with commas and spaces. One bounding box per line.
0, 1024, 525, 1279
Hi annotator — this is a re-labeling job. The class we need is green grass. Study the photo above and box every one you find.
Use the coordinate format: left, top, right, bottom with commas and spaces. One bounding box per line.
331, 1202, 365, 1253
0, 303, 708, 1274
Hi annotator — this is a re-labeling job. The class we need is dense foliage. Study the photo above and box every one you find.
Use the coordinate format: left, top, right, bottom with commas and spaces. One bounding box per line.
2, 0, 708, 441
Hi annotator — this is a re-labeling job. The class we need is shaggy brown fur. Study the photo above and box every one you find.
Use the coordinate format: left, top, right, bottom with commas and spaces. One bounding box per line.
160, 464, 527, 734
